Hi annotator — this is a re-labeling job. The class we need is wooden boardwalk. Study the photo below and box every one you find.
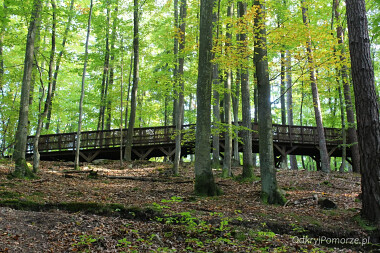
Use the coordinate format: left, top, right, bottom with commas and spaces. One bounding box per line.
26, 123, 352, 167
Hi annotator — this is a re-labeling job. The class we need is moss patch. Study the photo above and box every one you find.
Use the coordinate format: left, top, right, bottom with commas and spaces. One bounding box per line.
0, 199, 159, 221
0, 190, 22, 199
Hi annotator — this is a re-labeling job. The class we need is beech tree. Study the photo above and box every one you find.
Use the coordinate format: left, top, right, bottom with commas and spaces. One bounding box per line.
12, 0, 42, 178
239, 1, 254, 179
124, 0, 140, 161
346, 0, 380, 228
194, 0, 218, 196
333, 0, 360, 173
301, 0, 330, 173
33, 0, 57, 172
173, 0, 187, 175
254, 0, 285, 205
74, 0, 93, 170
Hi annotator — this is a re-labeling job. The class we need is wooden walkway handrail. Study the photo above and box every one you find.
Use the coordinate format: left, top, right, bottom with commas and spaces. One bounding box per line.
26, 123, 344, 154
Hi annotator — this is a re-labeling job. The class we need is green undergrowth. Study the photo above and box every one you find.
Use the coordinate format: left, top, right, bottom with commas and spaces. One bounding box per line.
353, 214, 378, 232
234, 174, 260, 183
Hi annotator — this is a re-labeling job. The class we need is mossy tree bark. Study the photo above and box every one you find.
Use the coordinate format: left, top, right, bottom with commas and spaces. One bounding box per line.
12, 0, 42, 178
254, 0, 286, 205
194, 0, 218, 196
346, 0, 380, 228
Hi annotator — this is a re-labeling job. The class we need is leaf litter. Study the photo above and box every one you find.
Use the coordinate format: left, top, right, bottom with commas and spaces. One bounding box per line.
0, 160, 378, 252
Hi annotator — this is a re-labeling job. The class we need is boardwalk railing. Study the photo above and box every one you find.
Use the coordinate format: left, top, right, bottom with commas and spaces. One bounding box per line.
26, 123, 343, 154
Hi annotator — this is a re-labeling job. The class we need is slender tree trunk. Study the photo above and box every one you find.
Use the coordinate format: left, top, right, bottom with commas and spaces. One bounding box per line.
45, 0, 75, 131
239, 1, 253, 179
252, 82, 258, 166
0, 0, 7, 92
124, 0, 139, 161
301, 0, 330, 173
173, 0, 187, 175
29, 7, 44, 108
211, 5, 221, 169
120, 39, 124, 167
226, 3, 239, 167
232, 71, 240, 166
212, 65, 220, 168
97, 4, 111, 132
172, 0, 179, 126
125, 53, 133, 128
223, 69, 232, 177
337, 85, 346, 172
105, 4, 119, 131
280, 50, 288, 169
12, 0, 42, 178
333, 0, 360, 173
33, 0, 56, 172
254, 0, 285, 205
194, 0, 218, 196
74, 0, 93, 170
286, 52, 298, 170
0, 1, 9, 155
346, 0, 380, 228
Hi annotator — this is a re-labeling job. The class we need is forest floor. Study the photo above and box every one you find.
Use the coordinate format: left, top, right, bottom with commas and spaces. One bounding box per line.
0, 159, 379, 252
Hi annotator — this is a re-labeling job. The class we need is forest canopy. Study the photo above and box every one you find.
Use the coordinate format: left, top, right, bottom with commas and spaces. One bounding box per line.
0, 0, 379, 162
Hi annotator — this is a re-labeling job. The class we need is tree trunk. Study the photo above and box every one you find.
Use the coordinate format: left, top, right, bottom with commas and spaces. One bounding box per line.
212, 63, 220, 168
239, 1, 253, 179
106, 4, 118, 131
252, 82, 258, 166
280, 50, 288, 169
124, 0, 139, 161
97, 4, 111, 132
286, 52, 298, 170
194, 0, 218, 196
173, 0, 186, 175
172, 0, 179, 127
33, 0, 56, 173
125, 53, 133, 128
254, 0, 285, 205
74, 0, 93, 170
120, 38, 124, 167
232, 71, 240, 166
0, 0, 7, 92
346, 0, 380, 228
12, 0, 42, 178
45, 0, 75, 131
211, 5, 221, 169
337, 85, 346, 172
223, 69, 232, 177
301, 0, 330, 173
333, 0, 360, 173
226, 3, 239, 167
